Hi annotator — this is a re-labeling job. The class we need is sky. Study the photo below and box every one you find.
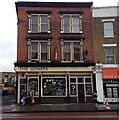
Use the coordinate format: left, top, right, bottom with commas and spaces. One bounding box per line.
0, 0, 118, 72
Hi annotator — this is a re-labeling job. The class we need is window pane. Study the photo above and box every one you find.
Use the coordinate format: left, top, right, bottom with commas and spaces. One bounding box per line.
32, 53, 38, 59
41, 15, 48, 23
107, 56, 115, 64
31, 16, 38, 23
78, 78, 83, 83
31, 16, 38, 32
64, 43, 70, 52
28, 78, 38, 96
113, 88, 118, 98
70, 84, 76, 95
32, 24, 38, 32
107, 88, 112, 98
72, 16, 80, 33
70, 78, 76, 83
31, 43, 38, 59
73, 42, 80, 61
41, 43, 47, 53
41, 43, 47, 61
85, 84, 92, 95
63, 16, 70, 33
31, 43, 38, 52
104, 22, 113, 29
63, 42, 70, 61
42, 78, 66, 96
41, 24, 48, 32
64, 53, 70, 61
41, 53, 47, 61
106, 47, 114, 55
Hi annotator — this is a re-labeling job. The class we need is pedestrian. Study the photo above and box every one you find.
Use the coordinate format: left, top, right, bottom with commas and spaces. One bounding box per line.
21, 90, 26, 106
30, 89, 35, 105
92, 91, 98, 109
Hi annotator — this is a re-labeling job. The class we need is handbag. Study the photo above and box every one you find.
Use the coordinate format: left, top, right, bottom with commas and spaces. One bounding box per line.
32, 98, 35, 104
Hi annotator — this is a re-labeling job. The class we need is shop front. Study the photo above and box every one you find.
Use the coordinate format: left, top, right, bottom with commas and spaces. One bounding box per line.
15, 63, 94, 104
102, 68, 119, 102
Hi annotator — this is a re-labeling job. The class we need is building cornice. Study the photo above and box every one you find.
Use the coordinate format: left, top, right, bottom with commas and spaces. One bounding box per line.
15, 2, 93, 8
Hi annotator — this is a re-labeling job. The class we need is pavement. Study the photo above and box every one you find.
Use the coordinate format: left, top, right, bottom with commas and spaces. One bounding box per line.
1, 95, 119, 113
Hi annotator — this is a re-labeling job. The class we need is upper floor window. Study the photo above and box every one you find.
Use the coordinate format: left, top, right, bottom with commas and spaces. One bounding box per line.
105, 47, 115, 64
61, 14, 83, 33
28, 40, 50, 62
103, 22, 114, 38
62, 41, 81, 62
28, 14, 50, 33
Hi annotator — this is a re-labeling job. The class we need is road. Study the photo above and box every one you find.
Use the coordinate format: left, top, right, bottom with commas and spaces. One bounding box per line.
1, 111, 119, 120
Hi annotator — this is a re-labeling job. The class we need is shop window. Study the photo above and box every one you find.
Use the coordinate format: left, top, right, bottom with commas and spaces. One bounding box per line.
20, 79, 26, 84
28, 78, 39, 96
78, 78, 83, 83
70, 84, 77, 95
42, 78, 66, 96
107, 88, 112, 98
85, 78, 91, 82
113, 88, 118, 98
85, 84, 92, 95
70, 78, 76, 83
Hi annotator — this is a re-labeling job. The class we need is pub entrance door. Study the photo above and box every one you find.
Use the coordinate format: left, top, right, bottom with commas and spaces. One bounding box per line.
77, 84, 85, 103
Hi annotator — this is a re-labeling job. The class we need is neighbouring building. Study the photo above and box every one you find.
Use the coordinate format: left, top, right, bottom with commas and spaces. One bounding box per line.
15, 1, 95, 104
93, 6, 119, 102
0, 72, 16, 85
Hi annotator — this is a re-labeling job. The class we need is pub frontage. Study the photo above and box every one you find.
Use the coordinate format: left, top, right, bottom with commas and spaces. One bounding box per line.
15, 63, 95, 104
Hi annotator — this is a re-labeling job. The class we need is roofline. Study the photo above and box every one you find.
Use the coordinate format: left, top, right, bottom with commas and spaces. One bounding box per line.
15, 1, 93, 8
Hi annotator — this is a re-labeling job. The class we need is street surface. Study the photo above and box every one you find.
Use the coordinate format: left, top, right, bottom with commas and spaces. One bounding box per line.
1, 111, 119, 120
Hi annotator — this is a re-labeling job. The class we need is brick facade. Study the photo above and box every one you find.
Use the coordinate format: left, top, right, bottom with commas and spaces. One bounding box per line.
16, 3, 94, 63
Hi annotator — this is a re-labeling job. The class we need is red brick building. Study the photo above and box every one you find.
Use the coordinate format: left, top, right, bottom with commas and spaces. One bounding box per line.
15, 2, 95, 104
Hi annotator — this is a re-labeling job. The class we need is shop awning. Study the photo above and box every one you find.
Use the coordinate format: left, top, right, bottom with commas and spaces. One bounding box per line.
102, 68, 119, 79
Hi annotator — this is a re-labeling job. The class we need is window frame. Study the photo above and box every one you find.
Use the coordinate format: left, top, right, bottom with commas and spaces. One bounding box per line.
30, 40, 50, 62
41, 75, 67, 97
61, 40, 81, 62
103, 21, 114, 38
105, 47, 116, 64
61, 14, 83, 33
28, 14, 51, 33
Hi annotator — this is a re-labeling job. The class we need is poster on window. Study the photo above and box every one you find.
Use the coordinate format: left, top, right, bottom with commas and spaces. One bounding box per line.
42, 78, 66, 96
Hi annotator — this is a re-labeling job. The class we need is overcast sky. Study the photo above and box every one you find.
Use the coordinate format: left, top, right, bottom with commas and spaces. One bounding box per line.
0, 0, 118, 72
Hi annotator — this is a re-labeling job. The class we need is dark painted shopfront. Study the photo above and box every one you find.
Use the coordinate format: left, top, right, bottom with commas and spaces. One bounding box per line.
15, 63, 95, 104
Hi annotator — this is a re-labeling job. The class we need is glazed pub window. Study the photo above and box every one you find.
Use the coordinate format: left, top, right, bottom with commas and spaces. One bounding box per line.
28, 14, 50, 33
103, 22, 114, 37
105, 47, 115, 64
42, 78, 66, 96
61, 14, 83, 33
28, 78, 39, 96
62, 41, 81, 62
30, 41, 49, 62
